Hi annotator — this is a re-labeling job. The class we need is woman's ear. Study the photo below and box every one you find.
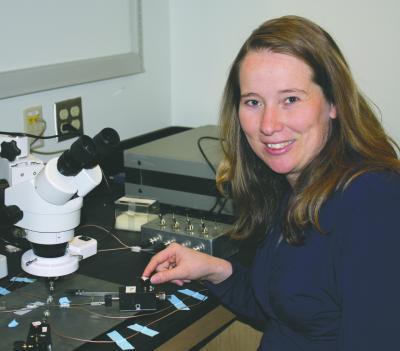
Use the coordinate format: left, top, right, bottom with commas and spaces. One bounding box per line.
329, 104, 337, 119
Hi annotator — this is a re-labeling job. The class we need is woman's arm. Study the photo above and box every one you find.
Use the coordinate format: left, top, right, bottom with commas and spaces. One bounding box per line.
143, 243, 267, 325
143, 243, 233, 285
336, 172, 400, 350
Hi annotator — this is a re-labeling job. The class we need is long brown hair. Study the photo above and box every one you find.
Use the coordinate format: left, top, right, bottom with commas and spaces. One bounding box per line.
217, 15, 400, 244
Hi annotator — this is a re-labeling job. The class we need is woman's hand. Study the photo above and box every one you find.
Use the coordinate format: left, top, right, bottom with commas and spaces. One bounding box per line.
142, 243, 232, 286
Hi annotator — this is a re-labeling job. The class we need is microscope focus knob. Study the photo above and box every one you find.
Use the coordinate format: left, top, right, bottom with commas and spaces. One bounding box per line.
0, 140, 21, 161
0, 204, 23, 226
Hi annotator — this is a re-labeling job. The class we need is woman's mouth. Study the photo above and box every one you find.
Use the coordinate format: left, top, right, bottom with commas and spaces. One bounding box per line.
267, 141, 293, 149
265, 140, 294, 154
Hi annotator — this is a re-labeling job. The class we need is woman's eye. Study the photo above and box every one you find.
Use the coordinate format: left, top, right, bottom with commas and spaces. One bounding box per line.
245, 99, 261, 107
284, 96, 299, 104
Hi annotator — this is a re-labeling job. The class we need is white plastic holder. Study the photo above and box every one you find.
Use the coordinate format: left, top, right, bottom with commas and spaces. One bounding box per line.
21, 250, 79, 277
68, 236, 97, 259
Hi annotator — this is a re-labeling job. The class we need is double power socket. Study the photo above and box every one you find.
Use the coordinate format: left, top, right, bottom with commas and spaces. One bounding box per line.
23, 97, 84, 148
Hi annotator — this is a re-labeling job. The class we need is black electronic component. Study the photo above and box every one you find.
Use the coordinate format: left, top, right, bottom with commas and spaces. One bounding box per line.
78, 235, 91, 241
119, 286, 159, 312
138, 276, 153, 292
104, 294, 113, 307
13, 321, 52, 351
65, 277, 165, 312
118, 277, 165, 312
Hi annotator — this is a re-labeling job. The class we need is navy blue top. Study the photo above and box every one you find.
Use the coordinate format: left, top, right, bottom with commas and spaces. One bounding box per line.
206, 171, 400, 350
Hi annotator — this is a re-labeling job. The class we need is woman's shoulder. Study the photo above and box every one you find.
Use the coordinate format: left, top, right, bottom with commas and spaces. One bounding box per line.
321, 171, 400, 242
324, 170, 400, 216
341, 170, 400, 198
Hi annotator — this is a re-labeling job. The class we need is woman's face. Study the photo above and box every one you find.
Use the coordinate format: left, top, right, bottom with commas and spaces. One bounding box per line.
238, 50, 336, 186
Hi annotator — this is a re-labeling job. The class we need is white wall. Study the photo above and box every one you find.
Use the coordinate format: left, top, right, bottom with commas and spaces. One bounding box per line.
1, 0, 399, 154
0, 0, 171, 152
169, 0, 400, 143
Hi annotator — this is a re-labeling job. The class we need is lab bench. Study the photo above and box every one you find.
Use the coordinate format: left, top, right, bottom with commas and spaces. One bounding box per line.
0, 187, 240, 351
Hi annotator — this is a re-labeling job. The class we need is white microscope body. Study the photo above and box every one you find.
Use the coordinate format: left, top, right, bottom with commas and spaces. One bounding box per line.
0, 129, 118, 278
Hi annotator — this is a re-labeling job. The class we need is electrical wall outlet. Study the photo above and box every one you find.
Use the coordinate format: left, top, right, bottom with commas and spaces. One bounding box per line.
54, 97, 84, 142
23, 105, 45, 149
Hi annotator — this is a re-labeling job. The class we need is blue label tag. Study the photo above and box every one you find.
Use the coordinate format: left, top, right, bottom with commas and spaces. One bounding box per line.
168, 294, 190, 310
178, 288, 208, 301
107, 330, 135, 350
10, 277, 36, 283
8, 319, 19, 328
0, 287, 11, 296
128, 323, 159, 337
58, 297, 71, 307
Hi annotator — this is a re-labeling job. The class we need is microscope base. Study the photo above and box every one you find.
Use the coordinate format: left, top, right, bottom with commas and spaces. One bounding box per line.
21, 250, 79, 277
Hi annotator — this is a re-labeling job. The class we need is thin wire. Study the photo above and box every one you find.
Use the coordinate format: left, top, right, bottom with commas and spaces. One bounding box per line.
30, 120, 68, 154
0, 127, 76, 155
0, 130, 79, 139
0, 300, 99, 314
197, 136, 219, 174
30, 119, 47, 148
98, 247, 130, 253
100, 167, 111, 192
0, 130, 58, 139
196, 136, 230, 215
78, 224, 131, 249
60, 302, 167, 320
2, 275, 209, 346
97, 247, 155, 253
32, 148, 68, 155
52, 292, 208, 344
51, 333, 115, 345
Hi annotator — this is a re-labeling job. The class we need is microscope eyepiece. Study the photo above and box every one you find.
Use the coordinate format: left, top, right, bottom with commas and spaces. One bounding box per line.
57, 129, 120, 175
92, 128, 120, 160
57, 135, 97, 176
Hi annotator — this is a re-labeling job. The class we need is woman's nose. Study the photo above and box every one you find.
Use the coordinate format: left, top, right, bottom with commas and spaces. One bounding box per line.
260, 106, 283, 135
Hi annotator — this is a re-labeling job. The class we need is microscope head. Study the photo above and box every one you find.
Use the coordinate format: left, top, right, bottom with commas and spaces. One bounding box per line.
2, 128, 120, 277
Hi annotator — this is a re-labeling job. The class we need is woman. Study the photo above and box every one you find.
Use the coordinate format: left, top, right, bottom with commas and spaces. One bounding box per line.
143, 16, 400, 350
